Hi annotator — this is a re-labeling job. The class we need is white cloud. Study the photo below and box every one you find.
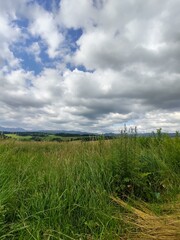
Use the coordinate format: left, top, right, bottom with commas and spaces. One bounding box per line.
33, 68, 65, 102
0, 10, 21, 67
28, 42, 41, 62
59, 0, 95, 29
28, 3, 64, 58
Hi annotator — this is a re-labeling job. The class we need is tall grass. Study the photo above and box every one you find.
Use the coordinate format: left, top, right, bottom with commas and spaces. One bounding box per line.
0, 132, 180, 239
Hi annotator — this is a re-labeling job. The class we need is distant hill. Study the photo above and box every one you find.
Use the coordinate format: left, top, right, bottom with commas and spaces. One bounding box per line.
0, 126, 177, 138
0, 126, 26, 132
39, 130, 97, 135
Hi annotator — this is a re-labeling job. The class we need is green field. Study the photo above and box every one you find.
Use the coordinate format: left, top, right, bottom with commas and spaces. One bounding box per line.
4, 134, 33, 140
0, 132, 180, 239
4, 133, 63, 142
4, 133, 97, 142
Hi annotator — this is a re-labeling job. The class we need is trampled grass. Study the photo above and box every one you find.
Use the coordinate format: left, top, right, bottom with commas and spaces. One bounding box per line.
112, 195, 180, 240
0, 133, 180, 239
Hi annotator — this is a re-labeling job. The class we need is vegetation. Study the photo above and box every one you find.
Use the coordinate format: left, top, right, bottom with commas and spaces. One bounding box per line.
0, 130, 179, 239
4, 132, 105, 142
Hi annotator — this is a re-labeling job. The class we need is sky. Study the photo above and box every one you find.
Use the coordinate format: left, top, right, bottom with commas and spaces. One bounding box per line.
0, 0, 180, 133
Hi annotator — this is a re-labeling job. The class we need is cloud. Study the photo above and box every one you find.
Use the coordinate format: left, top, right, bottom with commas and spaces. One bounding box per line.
0, 0, 180, 132
28, 3, 64, 58
27, 42, 41, 62
59, 0, 96, 29
0, 9, 21, 68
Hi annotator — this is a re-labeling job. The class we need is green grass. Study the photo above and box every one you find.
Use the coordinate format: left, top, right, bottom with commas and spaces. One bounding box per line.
0, 132, 180, 239
4, 133, 86, 142
5, 134, 32, 141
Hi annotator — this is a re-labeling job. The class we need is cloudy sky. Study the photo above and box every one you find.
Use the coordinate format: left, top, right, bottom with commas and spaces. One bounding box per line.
0, 0, 180, 132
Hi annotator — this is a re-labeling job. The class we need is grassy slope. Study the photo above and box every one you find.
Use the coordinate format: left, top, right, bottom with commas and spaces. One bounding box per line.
0, 134, 180, 239
4, 133, 86, 142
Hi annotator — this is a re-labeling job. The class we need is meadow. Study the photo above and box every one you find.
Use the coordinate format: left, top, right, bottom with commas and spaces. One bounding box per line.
4, 132, 100, 142
0, 131, 180, 239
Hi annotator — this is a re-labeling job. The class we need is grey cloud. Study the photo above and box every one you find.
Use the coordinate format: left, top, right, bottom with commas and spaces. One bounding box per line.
0, 94, 46, 109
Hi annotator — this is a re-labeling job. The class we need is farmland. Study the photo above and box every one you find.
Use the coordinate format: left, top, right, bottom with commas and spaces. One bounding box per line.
3, 132, 102, 142
0, 132, 180, 239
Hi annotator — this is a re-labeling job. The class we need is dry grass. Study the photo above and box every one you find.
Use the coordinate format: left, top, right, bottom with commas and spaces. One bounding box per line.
111, 196, 180, 240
